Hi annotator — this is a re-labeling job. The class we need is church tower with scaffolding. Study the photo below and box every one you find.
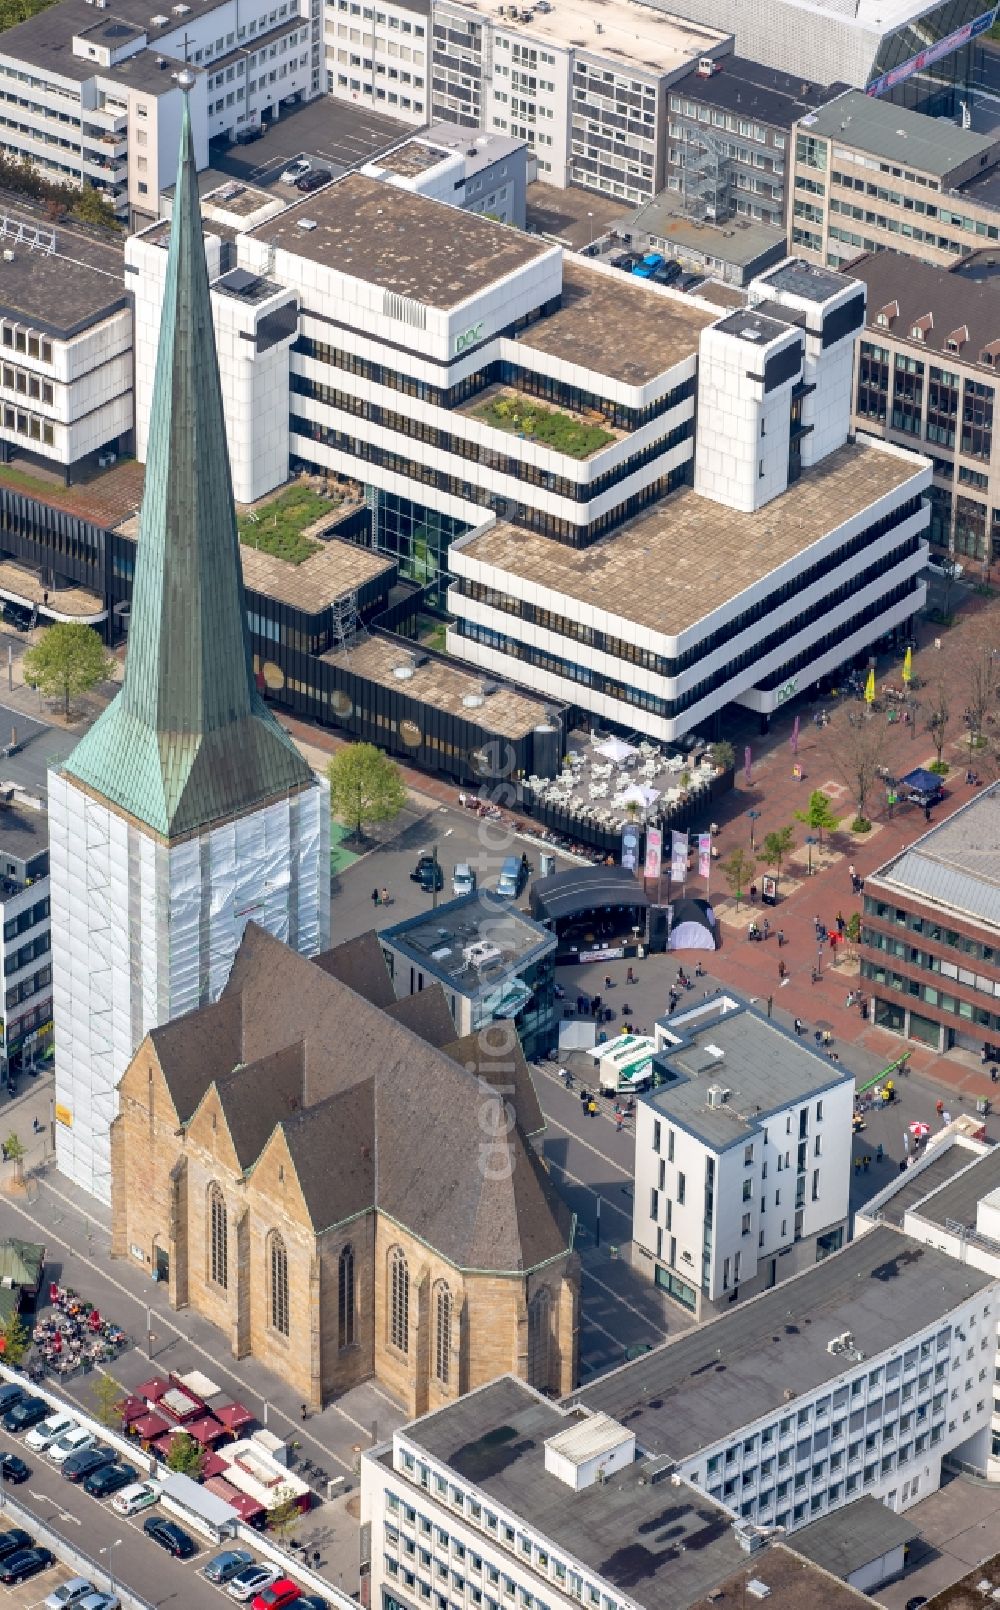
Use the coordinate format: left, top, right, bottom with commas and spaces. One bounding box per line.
48, 79, 330, 1203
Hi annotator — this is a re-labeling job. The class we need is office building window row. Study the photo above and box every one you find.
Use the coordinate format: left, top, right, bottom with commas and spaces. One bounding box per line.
457, 531, 922, 687
293, 335, 694, 432
290, 414, 686, 544
863, 898, 997, 962
862, 925, 1000, 1001
289, 371, 693, 501
861, 958, 1000, 1033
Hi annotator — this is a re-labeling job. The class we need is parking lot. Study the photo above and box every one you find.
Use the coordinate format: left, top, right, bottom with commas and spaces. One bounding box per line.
0, 1401, 341, 1610
210, 96, 411, 191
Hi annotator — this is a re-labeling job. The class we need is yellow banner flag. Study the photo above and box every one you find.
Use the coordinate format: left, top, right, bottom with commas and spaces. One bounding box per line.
864, 668, 876, 705
902, 646, 912, 685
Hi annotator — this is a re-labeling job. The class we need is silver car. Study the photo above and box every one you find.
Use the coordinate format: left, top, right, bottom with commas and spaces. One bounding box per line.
227, 1566, 281, 1603
44, 1578, 95, 1610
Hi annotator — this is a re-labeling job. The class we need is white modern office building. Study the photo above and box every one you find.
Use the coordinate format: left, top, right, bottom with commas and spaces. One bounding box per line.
362, 1230, 998, 1610
632, 994, 853, 1318
858, 1132, 1000, 1479
324, 0, 429, 122
0, 790, 52, 1075
127, 173, 931, 740
0, 212, 132, 480
447, 257, 930, 741
0, 0, 319, 225
429, 0, 731, 200
361, 123, 529, 228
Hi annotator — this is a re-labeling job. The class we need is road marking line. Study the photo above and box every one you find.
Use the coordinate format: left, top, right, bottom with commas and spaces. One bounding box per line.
542, 1115, 632, 1176
577, 1312, 623, 1350
543, 1159, 632, 1225
580, 1268, 660, 1330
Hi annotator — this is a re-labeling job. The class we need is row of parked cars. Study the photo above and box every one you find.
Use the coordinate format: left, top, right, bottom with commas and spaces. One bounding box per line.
0, 1381, 327, 1607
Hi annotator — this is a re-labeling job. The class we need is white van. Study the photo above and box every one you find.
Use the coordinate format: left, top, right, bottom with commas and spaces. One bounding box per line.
112, 1480, 161, 1516
452, 863, 476, 897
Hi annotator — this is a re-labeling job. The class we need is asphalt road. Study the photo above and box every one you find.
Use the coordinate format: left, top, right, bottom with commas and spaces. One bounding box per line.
0, 703, 77, 805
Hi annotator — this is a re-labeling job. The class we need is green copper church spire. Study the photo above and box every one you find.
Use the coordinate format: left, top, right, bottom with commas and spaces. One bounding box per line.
64, 80, 312, 840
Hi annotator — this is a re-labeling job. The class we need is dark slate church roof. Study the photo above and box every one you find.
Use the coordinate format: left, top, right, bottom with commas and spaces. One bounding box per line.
143, 924, 570, 1272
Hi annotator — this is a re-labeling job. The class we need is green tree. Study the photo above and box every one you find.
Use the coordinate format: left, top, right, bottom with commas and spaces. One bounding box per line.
73, 186, 120, 231
709, 740, 735, 774
267, 1485, 301, 1542
720, 847, 756, 909
759, 825, 794, 894
794, 789, 839, 847
91, 1372, 125, 1428
165, 1432, 205, 1477
326, 742, 407, 843
0, 1309, 29, 1367
3, 1131, 25, 1188
23, 623, 115, 720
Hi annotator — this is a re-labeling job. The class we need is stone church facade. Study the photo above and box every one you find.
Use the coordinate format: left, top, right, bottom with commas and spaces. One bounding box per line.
111, 926, 578, 1416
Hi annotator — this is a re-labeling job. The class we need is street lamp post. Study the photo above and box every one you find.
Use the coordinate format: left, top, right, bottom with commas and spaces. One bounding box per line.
747, 809, 761, 852
100, 1539, 122, 1603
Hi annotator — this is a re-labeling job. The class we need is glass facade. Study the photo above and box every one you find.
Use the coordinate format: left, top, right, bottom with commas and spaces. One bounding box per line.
375, 491, 471, 613
868, 0, 994, 113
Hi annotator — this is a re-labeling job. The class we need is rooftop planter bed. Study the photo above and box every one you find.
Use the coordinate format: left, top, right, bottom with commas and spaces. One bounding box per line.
472, 393, 615, 459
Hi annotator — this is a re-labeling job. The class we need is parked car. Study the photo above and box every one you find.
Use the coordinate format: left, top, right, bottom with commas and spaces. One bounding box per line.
0, 1384, 23, 1416
77, 1594, 119, 1610
452, 862, 476, 897
227, 1565, 281, 1602
49, 1426, 94, 1464
609, 251, 638, 270
496, 855, 525, 898
631, 252, 665, 279
650, 259, 681, 285
204, 1550, 255, 1584
1, 603, 31, 632
280, 157, 311, 184
3, 1397, 48, 1434
410, 854, 443, 893
234, 124, 265, 144
62, 1446, 115, 1482
112, 1480, 160, 1516
0, 1530, 34, 1561
83, 1462, 137, 1499
296, 169, 332, 193
44, 1576, 95, 1610
143, 1517, 196, 1559
25, 1412, 77, 1452
252, 1580, 301, 1610
0, 1453, 29, 1483
298, 1597, 329, 1610
0, 1547, 53, 1584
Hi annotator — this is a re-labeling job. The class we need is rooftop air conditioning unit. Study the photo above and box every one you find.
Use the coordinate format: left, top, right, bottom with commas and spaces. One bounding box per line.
706, 1084, 730, 1108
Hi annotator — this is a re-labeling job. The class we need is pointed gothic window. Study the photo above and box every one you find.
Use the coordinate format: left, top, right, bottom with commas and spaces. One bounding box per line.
434, 1282, 452, 1386
390, 1246, 409, 1354
527, 1288, 551, 1390
339, 1244, 355, 1349
269, 1232, 289, 1336
208, 1184, 227, 1290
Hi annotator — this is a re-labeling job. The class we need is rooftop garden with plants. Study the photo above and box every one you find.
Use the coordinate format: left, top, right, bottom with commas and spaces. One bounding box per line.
472, 393, 615, 459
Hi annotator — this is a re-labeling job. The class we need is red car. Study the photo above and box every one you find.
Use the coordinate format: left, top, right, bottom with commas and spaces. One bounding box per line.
252, 1582, 301, 1610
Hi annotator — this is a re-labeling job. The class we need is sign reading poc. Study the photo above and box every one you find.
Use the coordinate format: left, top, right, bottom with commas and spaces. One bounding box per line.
454, 322, 485, 355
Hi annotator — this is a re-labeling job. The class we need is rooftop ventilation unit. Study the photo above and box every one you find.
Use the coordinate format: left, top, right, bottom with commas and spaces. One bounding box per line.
706, 1084, 730, 1108
746, 1584, 771, 1601
296, 218, 317, 230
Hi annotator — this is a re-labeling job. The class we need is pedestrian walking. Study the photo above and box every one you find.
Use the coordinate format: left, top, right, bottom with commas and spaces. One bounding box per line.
762, 917, 770, 939
836, 911, 845, 935
943, 1110, 952, 1126
846, 991, 854, 1009
863, 1154, 871, 1173
587, 1099, 598, 1119
300, 1403, 308, 1421
876, 1142, 883, 1163
615, 1115, 624, 1133
381, 886, 389, 907
778, 959, 787, 980
371, 887, 380, 907
793, 1017, 803, 1035
627, 966, 636, 985
854, 1156, 861, 1175
848, 864, 856, 884
935, 1099, 944, 1119
777, 929, 785, 948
